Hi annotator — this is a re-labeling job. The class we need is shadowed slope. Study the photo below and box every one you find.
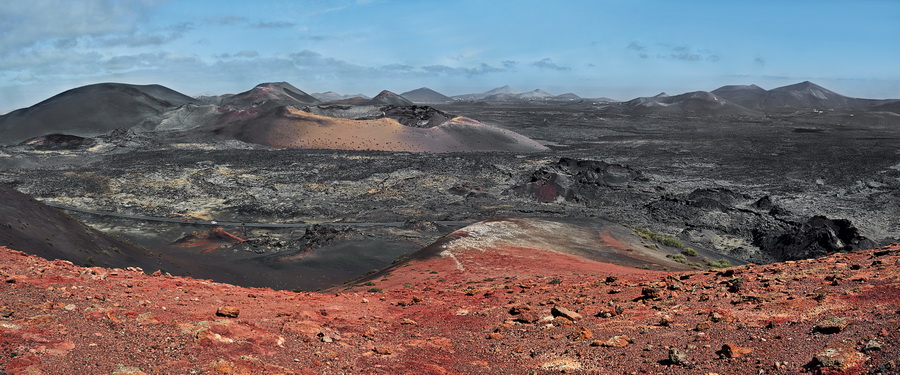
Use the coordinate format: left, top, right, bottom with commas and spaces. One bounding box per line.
0, 83, 200, 145
711, 84, 768, 109
0, 184, 170, 270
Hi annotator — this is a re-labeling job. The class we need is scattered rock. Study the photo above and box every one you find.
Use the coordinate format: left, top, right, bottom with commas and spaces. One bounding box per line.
373, 346, 392, 355
597, 335, 631, 347
539, 359, 582, 371
811, 346, 868, 371
862, 339, 882, 353
718, 343, 753, 358
215, 306, 240, 318
569, 326, 593, 341
509, 304, 539, 323
641, 286, 664, 300
551, 306, 582, 321
813, 317, 850, 334
668, 347, 689, 366
659, 314, 673, 327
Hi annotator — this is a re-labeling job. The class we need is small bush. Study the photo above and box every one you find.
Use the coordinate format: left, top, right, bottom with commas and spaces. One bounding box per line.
547, 278, 562, 285
631, 226, 684, 249
361, 281, 375, 286
659, 236, 684, 248
681, 248, 698, 257
367, 288, 383, 293
666, 254, 688, 264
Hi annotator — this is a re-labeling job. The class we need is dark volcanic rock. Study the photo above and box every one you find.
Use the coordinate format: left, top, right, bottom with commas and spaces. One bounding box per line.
19, 134, 95, 150
753, 216, 875, 260
647, 187, 876, 262
515, 158, 646, 203
381, 105, 454, 128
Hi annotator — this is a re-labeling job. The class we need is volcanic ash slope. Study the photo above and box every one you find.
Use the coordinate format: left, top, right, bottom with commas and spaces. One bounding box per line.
204, 106, 549, 153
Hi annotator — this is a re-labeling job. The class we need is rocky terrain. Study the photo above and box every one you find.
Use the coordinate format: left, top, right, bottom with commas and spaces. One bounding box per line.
0, 238, 897, 374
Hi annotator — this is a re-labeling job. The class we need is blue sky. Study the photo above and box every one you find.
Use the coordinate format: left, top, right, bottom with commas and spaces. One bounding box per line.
1, 0, 898, 112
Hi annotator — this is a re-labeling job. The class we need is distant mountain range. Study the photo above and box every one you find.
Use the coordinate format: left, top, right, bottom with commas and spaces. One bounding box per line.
1, 80, 898, 148
449, 86, 579, 102
608, 81, 898, 116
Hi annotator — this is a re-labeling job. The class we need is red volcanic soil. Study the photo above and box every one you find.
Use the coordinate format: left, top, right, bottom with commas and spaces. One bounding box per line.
1, 239, 897, 374
208, 106, 549, 153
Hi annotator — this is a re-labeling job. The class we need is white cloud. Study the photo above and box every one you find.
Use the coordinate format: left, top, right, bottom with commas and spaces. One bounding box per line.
0, 0, 163, 51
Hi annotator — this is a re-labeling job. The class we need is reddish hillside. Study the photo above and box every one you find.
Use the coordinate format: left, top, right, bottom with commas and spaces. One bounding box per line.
1, 238, 896, 374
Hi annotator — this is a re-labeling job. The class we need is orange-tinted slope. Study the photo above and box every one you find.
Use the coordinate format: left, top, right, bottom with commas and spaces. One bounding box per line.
3, 236, 896, 374
206, 106, 549, 153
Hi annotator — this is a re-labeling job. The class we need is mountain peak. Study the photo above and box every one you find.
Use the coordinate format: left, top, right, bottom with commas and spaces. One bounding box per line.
399, 87, 453, 103
371, 90, 414, 106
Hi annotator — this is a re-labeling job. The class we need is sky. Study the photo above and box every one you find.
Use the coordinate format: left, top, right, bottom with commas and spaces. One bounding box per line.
1, 0, 899, 112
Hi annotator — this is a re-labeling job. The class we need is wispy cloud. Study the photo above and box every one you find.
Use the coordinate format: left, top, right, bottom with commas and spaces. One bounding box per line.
252, 21, 296, 29
627, 41, 720, 63
532, 58, 570, 71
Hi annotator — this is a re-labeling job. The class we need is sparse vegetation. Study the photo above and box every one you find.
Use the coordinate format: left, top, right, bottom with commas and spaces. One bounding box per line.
361, 281, 375, 286
666, 253, 687, 263
367, 288, 383, 293
392, 253, 410, 264
630, 226, 685, 249
703, 258, 733, 268
666, 253, 704, 268
547, 278, 562, 285
681, 248, 698, 257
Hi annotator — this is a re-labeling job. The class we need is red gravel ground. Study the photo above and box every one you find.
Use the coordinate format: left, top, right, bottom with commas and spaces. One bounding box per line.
1, 243, 898, 374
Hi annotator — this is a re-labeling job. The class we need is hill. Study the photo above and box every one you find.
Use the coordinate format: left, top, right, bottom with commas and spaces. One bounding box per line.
311, 91, 369, 101
197, 106, 549, 153
710, 84, 768, 109
220, 82, 320, 109
0, 83, 199, 145
399, 87, 454, 103
616, 90, 763, 117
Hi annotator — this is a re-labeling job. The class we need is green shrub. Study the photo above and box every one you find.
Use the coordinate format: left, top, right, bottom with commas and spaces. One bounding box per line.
659, 236, 684, 248
666, 254, 688, 264
367, 288, 383, 293
547, 278, 562, 285
630, 226, 684, 249
681, 248, 698, 257
703, 258, 733, 268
